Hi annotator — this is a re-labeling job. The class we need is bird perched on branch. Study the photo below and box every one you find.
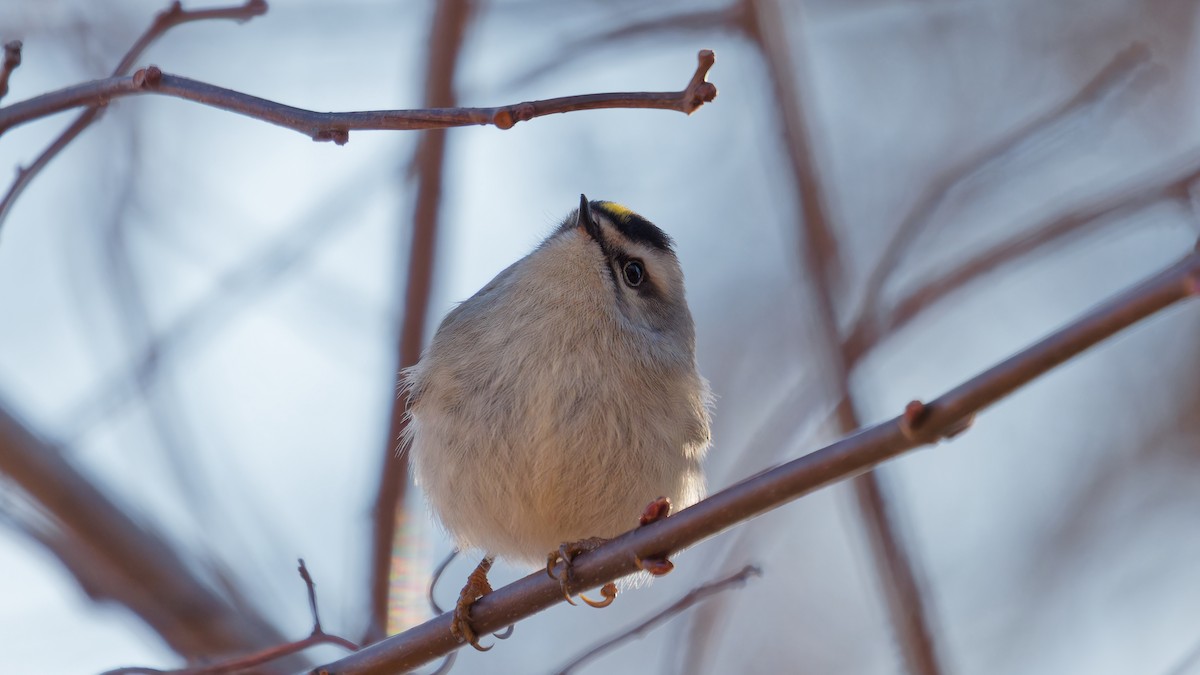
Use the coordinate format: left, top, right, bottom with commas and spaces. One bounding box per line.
403, 195, 711, 649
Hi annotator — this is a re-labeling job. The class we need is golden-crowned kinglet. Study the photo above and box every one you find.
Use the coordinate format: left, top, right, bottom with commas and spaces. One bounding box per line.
403, 195, 711, 648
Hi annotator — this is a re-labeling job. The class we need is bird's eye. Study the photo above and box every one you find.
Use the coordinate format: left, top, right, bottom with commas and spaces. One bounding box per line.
622, 259, 645, 287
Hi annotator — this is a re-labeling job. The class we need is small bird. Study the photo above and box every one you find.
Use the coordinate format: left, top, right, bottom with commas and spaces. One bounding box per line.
403, 195, 711, 649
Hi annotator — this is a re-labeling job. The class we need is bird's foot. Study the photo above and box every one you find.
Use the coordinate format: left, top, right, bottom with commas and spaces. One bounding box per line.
452, 556, 496, 651
546, 537, 616, 607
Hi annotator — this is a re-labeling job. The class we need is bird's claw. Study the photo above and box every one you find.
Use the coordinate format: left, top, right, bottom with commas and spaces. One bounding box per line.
580, 582, 618, 608
546, 537, 609, 606
451, 557, 496, 651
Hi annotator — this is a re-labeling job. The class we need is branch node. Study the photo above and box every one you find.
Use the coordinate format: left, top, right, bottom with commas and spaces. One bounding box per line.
132, 65, 163, 89
683, 49, 718, 114
1185, 266, 1200, 296
899, 400, 973, 442
313, 128, 350, 145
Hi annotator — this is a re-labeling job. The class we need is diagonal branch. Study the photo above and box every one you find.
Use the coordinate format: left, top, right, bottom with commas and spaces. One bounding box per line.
0, 52, 717, 143
851, 43, 1154, 344
314, 245, 1200, 674
0, 399, 294, 662
843, 155, 1200, 366
0, 0, 268, 230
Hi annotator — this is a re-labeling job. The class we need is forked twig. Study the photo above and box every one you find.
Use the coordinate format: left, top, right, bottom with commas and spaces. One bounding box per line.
102, 559, 358, 675
0, 51, 717, 143
850, 43, 1155, 351
0, 0, 268, 230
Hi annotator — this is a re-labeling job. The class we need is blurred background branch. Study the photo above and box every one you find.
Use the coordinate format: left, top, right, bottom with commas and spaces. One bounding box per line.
2, 1, 1198, 673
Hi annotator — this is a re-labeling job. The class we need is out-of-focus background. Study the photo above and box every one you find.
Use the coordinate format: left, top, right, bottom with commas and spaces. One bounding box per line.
2, 0, 1199, 673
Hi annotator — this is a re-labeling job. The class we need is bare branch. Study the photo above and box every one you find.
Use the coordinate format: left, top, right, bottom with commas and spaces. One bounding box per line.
314, 246, 1200, 673
0, 0, 269, 230
0, 40, 21, 102
102, 559, 358, 675
851, 43, 1155, 349
112, 0, 268, 77
843, 155, 1200, 366
0, 400, 292, 661
0, 52, 717, 144
503, 5, 743, 90
554, 565, 762, 675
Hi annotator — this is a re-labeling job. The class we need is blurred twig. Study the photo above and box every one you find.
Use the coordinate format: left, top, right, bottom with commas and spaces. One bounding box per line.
553, 565, 762, 675
315, 245, 1200, 673
364, 0, 474, 644
0, 399, 294, 663
844, 154, 1200, 366
56, 163, 385, 446
100, 559, 358, 675
849, 43, 1155, 359
0, 40, 21, 102
1163, 632, 1200, 675
503, 5, 744, 90
0, 50, 718, 146
0, 0, 268, 230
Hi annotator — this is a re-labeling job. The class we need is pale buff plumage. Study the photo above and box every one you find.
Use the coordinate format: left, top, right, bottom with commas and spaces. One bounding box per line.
403, 198, 710, 567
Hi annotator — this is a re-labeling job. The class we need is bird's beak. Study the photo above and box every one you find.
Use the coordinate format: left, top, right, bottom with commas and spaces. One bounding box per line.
576, 193, 602, 243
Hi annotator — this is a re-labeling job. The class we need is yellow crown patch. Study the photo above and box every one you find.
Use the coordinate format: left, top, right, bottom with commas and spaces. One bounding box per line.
597, 201, 635, 222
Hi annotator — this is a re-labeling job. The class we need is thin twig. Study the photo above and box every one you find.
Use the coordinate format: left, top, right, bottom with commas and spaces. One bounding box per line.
0, 40, 21, 102
0, 400, 292, 661
503, 5, 744, 90
554, 565, 762, 675
0, 0, 268, 230
314, 246, 1200, 674
850, 43, 1154, 352
0, 51, 717, 143
843, 154, 1200, 366
102, 559, 358, 675
56, 163, 387, 445
427, 549, 459, 615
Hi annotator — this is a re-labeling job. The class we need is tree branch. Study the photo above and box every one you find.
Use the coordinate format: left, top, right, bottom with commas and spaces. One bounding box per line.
0, 0, 269, 230
313, 245, 1200, 674
0, 50, 717, 143
0, 399, 294, 662
843, 155, 1200, 366
101, 559, 358, 675
850, 43, 1154, 352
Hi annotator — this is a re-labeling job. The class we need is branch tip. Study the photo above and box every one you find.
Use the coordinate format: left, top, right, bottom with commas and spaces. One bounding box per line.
683, 49, 718, 113
0, 40, 22, 101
